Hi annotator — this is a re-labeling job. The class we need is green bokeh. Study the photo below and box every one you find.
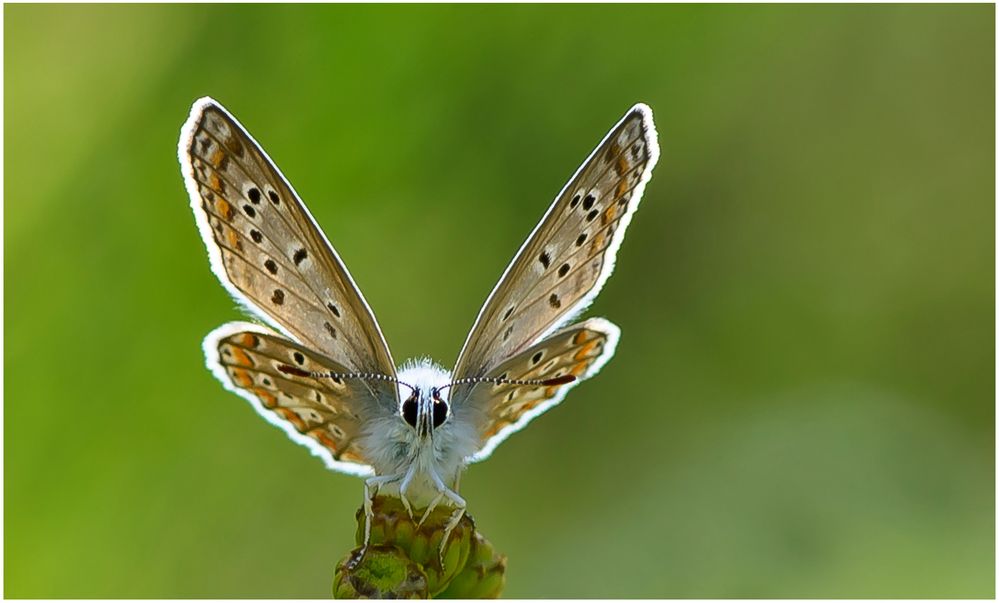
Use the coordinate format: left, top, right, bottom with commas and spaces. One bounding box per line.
4, 4, 993, 598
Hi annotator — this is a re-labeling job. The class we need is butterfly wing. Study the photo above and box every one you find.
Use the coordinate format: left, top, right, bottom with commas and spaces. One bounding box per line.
179, 97, 397, 408
204, 321, 385, 475
452, 104, 658, 386
453, 318, 620, 462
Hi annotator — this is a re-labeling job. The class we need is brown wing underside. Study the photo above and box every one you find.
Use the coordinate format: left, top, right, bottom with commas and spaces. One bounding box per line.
453, 106, 657, 382
183, 100, 396, 388
208, 323, 378, 467
458, 318, 618, 453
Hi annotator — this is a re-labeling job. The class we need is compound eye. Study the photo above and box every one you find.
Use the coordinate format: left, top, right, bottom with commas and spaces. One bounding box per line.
402, 394, 418, 428
432, 397, 448, 428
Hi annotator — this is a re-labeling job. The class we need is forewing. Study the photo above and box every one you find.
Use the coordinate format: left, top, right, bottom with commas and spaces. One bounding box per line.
179, 97, 397, 405
204, 322, 385, 475
453, 105, 658, 382
455, 318, 620, 462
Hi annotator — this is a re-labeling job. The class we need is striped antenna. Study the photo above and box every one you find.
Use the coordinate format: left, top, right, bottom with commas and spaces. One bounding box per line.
277, 365, 417, 394
435, 373, 575, 395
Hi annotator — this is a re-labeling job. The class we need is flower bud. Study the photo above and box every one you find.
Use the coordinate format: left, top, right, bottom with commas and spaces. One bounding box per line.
334, 495, 505, 598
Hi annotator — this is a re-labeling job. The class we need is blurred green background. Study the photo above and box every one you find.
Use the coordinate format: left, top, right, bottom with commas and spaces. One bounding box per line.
4, 4, 994, 598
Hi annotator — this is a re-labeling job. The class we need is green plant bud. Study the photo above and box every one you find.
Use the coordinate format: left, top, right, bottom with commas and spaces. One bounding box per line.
334, 495, 505, 598
333, 544, 428, 599
435, 532, 507, 599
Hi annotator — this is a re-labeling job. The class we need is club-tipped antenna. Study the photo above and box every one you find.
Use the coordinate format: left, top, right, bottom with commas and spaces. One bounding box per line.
278, 365, 417, 394
436, 373, 576, 396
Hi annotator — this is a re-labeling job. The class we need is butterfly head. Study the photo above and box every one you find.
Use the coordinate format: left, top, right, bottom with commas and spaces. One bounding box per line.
397, 360, 453, 438
399, 387, 450, 437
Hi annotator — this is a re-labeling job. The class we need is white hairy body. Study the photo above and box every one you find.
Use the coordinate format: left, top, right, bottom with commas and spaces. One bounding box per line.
358, 360, 475, 507
356, 360, 479, 543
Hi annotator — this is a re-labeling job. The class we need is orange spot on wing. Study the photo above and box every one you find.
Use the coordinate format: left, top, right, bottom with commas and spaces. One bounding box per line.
615, 178, 629, 200
210, 173, 222, 192
340, 450, 364, 463
233, 369, 253, 387
573, 331, 590, 345
592, 231, 606, 250
239, 333, 259, 348
275, 408, 306, 432
211, 148, 225, 168
570, 362, 589, 377
521, 399, 542, 412
215, 197, 233, 221
484, 420, 512, 440
232, 348, 253, 366
616, 155, 630, 176
575, 341, 599, 361
254, 388, 277, 408
603, 204, 619, 224
310, 429, 338, 451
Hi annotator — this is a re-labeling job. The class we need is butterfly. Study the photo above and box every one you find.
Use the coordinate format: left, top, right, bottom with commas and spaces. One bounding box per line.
178, 97, 659, 549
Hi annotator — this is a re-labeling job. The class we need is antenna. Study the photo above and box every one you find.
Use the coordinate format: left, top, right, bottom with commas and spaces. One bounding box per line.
435, 373, 575, 395
277, 365, 417, 394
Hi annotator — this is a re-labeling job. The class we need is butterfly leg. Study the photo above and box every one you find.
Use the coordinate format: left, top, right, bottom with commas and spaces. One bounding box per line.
417, 467, 462, 526
417, 491, 445, 526
359, 474, 403, 557
429, 470, 467, 567
397, 463, 420, 520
